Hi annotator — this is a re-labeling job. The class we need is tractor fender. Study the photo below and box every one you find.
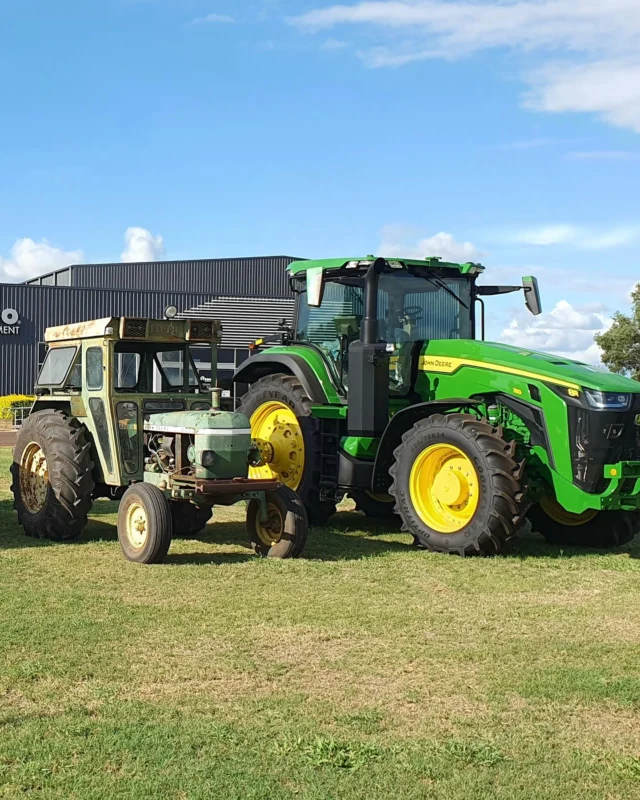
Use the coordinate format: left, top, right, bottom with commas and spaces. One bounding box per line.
371, 399, 483, 494
234, 353, 330, 404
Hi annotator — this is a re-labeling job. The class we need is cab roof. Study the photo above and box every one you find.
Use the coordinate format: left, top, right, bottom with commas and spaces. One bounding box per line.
287, 256, 485, 276
45, 316, 222, 344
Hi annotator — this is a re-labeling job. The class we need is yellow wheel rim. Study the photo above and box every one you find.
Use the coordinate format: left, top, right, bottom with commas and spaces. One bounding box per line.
249, 402, 305, 490
409, 443, 479, 533
20, 442, 49, 514
125, 502, 149, 549
255, 503, 284, 548
540, 496, 598, 527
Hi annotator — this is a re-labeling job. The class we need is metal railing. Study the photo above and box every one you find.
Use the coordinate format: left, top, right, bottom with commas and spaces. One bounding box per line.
12, 406, 32, 429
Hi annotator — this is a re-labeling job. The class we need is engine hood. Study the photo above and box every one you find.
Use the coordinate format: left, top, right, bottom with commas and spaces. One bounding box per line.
421, 339, 640, 393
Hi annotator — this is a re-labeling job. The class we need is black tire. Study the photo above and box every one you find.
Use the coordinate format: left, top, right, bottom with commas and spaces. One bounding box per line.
390, 413, 526, 556
11, 409, 95, 542
170, 501, 212, 538
527, 502, 639, 548
239, 373, 336, 525
117, 483, 173, 564
247, 485, 309, 559
350, 490, 398, 520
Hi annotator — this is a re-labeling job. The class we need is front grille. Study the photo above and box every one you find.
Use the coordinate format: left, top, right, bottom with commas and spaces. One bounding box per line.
189, 321, 214, 340
568, 404, 640, 492
122, 318, 148, 338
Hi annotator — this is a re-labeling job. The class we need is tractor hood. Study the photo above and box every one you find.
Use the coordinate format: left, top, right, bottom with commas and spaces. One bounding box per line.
421, 339, 640, 394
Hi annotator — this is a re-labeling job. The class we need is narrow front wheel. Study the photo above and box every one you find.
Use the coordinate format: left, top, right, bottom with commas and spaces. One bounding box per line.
247, 486, 309, 558
118, 483, 173, 564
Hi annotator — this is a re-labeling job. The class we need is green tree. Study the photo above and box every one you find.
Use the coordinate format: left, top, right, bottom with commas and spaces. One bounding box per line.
595, 285, 640, 380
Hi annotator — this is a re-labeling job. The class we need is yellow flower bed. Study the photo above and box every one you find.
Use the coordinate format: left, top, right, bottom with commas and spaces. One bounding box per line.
0, 395, 34, 420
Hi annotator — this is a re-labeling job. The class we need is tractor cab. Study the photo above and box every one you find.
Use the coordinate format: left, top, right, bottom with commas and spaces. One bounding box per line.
290, 256, 540, 397
34, 316, 223, 487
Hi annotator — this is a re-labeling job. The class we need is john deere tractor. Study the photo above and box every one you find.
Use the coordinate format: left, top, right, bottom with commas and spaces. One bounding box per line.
235, 256, 640, 555
11, 315, 307, 563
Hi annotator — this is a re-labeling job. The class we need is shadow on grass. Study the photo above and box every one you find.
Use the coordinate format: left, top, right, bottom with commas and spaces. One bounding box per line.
3, 498, 640, 563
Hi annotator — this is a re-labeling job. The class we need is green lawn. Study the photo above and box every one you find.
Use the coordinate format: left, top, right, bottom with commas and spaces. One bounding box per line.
2, 446, 640, 799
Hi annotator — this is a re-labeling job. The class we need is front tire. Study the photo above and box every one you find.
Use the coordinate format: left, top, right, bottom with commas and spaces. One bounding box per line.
247, 486, 309, 559
11, 409, 95, 542
528, 498, 639, 548
390, 414, 525, 556
239, 373, 336, 525
118, 483, 173, 564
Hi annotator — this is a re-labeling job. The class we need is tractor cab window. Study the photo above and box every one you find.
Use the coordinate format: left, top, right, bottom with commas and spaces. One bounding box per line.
113, 343, 203, 394
296, 271, 473, 394
37, 346, 78, 387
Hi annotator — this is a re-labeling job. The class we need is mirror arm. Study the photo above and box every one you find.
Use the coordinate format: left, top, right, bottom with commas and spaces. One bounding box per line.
475, 285, 522, 297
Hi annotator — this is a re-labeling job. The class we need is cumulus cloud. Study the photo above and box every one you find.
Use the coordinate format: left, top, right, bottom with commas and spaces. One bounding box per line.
0, 238, 84, 282
289, 0, 640, 132
379, 226, 486, 262
121, 227, 165, 263
499, 299, 612, 365
511, 223, 640, 249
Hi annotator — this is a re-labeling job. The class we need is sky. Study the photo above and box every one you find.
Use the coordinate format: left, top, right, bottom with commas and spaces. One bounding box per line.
1, 0, 639, 363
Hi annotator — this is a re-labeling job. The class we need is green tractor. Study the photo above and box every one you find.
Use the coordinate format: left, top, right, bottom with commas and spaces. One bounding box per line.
11, 315, 308, 563
235, 256, 640, 555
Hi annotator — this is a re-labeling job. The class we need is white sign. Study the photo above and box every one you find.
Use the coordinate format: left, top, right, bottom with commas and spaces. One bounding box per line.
0, 308, 20, 335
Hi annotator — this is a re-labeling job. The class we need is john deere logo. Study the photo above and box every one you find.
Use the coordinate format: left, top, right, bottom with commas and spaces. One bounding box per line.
0, 308, 20, 335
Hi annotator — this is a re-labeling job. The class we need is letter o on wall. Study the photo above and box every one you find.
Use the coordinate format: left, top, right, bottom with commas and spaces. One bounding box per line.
1, 309, 18, 325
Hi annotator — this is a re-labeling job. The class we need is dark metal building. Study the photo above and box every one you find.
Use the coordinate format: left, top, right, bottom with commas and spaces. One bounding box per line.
1, 256, 298, 401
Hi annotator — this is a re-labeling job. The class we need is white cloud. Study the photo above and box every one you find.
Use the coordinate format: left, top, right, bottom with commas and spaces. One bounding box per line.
289, 0, 640, 132
121, 227, 165, 263
512, 223, 640, 249
0, 238, 84, 282
499, 299, 611, 365
525, 58, 640, 133
379, 226, 485, 262
191, 13, 235, 24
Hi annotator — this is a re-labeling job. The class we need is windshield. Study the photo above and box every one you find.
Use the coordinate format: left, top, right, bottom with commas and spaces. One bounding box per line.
113, 343, 202, 393
296, 272, 473, 347
295, 271, 473, 394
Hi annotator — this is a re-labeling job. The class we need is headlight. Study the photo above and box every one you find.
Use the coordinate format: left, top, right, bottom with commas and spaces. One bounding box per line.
200, 450, 217, 467
583, 390, 632, 411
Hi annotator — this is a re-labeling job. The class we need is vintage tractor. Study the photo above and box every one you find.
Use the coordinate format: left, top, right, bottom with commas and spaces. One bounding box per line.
235, 256, 640, 555
11, 315, 307, 563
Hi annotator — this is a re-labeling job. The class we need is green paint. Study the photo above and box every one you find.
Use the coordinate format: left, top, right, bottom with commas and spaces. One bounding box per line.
288, 256, 483, 276
341, 436, 379, 459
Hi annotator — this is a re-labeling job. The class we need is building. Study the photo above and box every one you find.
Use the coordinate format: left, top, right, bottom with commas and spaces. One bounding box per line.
0, 256, 299, 404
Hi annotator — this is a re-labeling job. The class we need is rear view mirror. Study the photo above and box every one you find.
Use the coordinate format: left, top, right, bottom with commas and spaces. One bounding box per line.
307, 266, 325, 307
523, 276, 542, 316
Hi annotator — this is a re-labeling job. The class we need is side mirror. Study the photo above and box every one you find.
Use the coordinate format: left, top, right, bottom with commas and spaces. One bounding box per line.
523, 276, 542, 316
307, 266, 325, 307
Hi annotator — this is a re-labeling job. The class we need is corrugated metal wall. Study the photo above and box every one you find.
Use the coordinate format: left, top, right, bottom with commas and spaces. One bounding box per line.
178, 296, 295, 347
26, 256, 300, 298
0, 284, 292, 395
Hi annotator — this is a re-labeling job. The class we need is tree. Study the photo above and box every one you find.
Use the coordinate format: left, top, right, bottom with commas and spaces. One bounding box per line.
595, 285, 640, 381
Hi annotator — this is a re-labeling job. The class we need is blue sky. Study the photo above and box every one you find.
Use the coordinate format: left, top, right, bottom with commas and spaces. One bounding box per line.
1, 0, 639, 361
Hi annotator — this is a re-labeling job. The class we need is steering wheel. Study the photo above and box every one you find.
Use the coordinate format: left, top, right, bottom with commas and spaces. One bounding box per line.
401, 305, 424, 321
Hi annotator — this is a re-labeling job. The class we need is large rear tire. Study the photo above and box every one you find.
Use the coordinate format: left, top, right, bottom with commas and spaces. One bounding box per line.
527, 498, 639, 548
239, 374, 336, 525
390, 413, 526, 556
11, 409, 95, 542
247, 486, 309, 559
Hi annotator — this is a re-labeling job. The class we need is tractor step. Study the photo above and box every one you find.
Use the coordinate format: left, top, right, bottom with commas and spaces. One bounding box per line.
319, 418, 340, 502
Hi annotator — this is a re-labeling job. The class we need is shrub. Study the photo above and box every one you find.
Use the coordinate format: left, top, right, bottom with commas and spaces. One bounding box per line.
0, 395, 34, 420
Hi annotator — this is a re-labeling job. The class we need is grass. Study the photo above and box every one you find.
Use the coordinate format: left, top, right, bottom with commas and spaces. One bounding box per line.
2, 447, 640, 798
